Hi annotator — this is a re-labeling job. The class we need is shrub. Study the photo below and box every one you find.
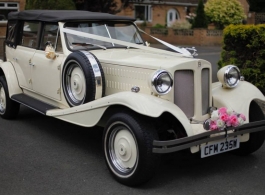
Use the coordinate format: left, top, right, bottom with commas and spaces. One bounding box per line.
171, 20, 192, 29
205, 0, 246, 29
153, 23, 166, 28
219, 24, 265, 94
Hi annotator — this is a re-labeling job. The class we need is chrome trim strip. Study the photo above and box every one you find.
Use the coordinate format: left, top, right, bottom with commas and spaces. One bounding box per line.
104, 24, 114, 46
153, 120, 265, 153
81, 51, 103, 100
201, 68, 210, 115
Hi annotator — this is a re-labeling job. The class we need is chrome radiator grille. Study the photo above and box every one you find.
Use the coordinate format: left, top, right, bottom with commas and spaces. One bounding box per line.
174, 68, 210, 118
174, 70, 194, 118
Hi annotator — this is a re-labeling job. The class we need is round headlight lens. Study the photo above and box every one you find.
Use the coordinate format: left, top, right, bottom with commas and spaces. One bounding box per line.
224, 66, 240, 88
152, 70, 173, 95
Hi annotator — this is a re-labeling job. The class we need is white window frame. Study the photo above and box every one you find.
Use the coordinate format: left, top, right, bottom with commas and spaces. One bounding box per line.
0, 2, 19, 21
167, 8, 180, 27
134, 4, 152, 23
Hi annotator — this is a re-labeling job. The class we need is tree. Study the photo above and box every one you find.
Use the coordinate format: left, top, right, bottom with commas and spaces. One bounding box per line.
192, 0, 208, 28
204, 0, 246, 29
26, 0, 76, 10
74, 0, 119, 14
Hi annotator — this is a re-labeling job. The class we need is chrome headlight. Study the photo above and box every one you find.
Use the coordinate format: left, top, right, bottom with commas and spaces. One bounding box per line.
151, 70, 173, 95
217, 65, 241, 88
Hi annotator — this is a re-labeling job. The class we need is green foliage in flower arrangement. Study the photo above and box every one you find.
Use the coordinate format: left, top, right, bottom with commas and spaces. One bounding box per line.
204, 0, 246, 29
219, 24, 265, 94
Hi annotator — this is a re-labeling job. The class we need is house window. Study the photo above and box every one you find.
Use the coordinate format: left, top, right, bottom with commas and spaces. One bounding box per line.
135, 5, 152, 22
0, 2, 19, 21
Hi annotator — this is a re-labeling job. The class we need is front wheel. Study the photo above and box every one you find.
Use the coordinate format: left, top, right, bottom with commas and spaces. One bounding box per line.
103, 112, 160, 186
232, 101, 265, 156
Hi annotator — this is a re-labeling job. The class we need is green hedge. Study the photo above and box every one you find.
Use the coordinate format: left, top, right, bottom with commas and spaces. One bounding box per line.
218, 24, 265, 94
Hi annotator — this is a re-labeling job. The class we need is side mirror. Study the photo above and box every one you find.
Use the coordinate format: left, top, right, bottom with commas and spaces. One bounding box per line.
45, 41, 56, 59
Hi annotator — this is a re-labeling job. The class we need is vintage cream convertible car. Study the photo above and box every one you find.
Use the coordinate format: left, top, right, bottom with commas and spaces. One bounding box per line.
1, 10, 265, 186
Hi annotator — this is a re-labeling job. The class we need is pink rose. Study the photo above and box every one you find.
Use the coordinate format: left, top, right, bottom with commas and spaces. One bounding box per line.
210, 121, 218, 130
228, 115, 239, 127
218, 107, 227, 114
220, 113, 229, 122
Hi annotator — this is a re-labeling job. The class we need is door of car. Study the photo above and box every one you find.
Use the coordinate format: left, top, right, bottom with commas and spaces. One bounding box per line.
31, 23, 63, 100
12, 21, 40, 90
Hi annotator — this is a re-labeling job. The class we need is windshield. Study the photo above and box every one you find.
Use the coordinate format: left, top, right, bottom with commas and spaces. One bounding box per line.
64, 22, 144, 50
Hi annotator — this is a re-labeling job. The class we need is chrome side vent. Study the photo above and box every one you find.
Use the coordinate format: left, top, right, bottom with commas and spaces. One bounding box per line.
174, 70, 194, 118
201, 68, 210, 115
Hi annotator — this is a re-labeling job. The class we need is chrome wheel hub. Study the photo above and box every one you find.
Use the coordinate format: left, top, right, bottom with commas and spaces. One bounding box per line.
66, 64, 86, 104
107, 124, 138, 175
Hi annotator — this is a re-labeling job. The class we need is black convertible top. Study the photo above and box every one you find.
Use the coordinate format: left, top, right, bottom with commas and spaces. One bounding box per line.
8, 10, 135, 22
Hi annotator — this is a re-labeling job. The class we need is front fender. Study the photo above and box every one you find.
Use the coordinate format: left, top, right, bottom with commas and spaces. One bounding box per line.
47, 92, 193, 136
212, 81, 265, 122
0, 61, 22, 96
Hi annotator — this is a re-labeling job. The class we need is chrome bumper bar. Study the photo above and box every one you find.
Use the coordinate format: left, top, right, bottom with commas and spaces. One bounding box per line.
153, 120, 265, 153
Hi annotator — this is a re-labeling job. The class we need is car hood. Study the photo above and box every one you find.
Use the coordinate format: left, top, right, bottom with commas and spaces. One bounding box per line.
91, 48, 202, 70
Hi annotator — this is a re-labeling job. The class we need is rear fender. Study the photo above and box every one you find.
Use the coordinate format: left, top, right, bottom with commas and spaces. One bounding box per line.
0, 61, 22, 96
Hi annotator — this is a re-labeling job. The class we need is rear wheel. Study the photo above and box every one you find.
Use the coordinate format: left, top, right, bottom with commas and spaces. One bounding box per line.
0, 76, 20, 119
232, 101, 265, 156
103, 112, 160, 186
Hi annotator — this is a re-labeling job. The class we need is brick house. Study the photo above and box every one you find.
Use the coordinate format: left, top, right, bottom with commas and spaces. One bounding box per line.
118, 0, 250, 27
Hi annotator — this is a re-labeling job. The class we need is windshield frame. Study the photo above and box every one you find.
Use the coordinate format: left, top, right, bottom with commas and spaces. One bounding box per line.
63, 21, 145, 51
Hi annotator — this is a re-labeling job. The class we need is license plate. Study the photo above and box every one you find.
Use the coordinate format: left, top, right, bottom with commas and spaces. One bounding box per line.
201, 137, 240, 158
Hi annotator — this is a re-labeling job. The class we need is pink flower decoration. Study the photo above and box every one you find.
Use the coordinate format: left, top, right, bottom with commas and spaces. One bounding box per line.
218, 107, 227, 114
220, 113, 229, 122
204, 107, 246, 131
228, 115, 239, 127
210, 124, 218, 130
210, 120, 218, 130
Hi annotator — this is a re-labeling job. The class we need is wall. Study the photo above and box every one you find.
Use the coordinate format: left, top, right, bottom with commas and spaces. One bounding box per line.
118, 4, 193, 27
141, 27, 223, 46
237, 0, 250, 17
0, 22, 6, 36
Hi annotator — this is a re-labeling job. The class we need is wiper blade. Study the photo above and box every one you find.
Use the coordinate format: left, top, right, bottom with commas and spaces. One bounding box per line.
72, 42, 107, 50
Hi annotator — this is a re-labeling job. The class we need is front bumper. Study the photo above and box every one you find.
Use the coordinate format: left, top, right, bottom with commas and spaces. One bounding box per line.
153, 120, 265, 153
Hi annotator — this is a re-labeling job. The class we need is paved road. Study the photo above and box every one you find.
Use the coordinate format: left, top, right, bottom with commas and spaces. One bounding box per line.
1, 47, 265, 195
1, 106, 265, 195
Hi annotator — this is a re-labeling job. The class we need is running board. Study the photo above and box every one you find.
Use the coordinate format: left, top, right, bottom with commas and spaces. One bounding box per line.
11, 94, 58, 115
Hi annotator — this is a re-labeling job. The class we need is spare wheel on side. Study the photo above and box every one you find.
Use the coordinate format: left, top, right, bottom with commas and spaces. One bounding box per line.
62, 51, 105, 107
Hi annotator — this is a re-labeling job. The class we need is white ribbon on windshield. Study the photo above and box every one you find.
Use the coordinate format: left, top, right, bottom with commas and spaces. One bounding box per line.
61, 28, 193, 58
137, 28, 192, 56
